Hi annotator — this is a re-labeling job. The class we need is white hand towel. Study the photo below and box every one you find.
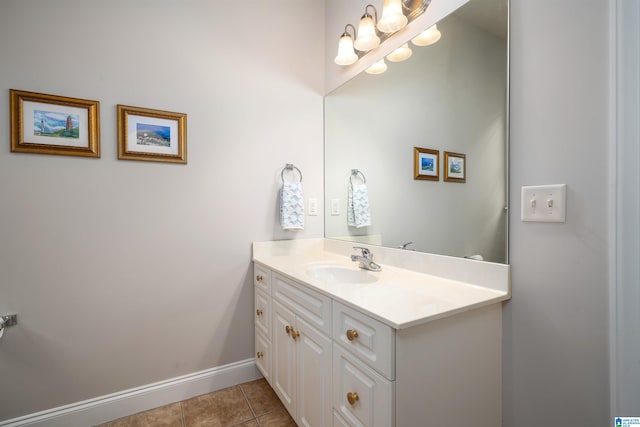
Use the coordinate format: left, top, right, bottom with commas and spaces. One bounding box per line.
280, 181, 305, 230
348, 182, 371, 228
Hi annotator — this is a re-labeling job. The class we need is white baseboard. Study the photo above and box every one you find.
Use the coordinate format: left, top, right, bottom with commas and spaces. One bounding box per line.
0, 359, 262, 427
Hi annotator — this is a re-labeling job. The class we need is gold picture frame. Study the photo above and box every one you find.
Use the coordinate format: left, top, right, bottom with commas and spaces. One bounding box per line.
413, 147, 439, 181
10, 89, 100, 158
444, 151, 466, 183
117, 104, 187, 164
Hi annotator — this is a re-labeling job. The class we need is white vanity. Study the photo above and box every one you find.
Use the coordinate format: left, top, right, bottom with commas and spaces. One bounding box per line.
253, 238, 510, 427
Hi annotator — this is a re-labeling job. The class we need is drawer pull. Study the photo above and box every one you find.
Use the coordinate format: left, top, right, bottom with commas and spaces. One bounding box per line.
291, 329, 300, 341
256, 309, 263, 316
256, 275, 264, 282
347, 392, 359, 406
346, 329, 359, 341
285, 325, 292, 335
256, 351, 264, 359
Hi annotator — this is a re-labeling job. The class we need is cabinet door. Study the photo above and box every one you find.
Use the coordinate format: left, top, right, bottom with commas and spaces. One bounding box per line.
255, 330, 272, 385
333, 344, 394, 427
273, 300, 297, 419
296, 318, 332, 427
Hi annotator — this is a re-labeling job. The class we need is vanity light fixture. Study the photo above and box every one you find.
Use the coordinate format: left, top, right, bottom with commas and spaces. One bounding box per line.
334, 0, 430, 68
377, 0, 408, 33
386, 43, 413, 62
411, 24, 441, 46
334, 24, 358, 66
354, 5, 381, 52
365, 58, 388, 74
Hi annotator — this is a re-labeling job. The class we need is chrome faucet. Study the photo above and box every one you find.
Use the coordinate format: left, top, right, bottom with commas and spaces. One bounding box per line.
351, 247, 382, 272
398, 241, 414, 250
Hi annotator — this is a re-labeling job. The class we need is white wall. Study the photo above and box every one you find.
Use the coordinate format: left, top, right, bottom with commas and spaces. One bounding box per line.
505, 0, 610, 425
325, 13, 507, 262
0, 0, 324, 420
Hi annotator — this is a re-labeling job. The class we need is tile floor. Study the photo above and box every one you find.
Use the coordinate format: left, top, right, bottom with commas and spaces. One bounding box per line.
97, 379, 296, 427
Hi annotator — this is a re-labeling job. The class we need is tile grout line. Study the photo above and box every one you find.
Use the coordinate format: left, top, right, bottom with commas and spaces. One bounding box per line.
238, 383, 259, 422
179, 401, 186, 427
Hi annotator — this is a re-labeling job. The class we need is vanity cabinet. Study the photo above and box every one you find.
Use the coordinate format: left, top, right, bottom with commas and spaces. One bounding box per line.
254, 261, 503, 427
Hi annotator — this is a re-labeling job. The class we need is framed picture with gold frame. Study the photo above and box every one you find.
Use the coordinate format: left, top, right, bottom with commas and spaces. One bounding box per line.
413, 147, 439, 181
10, 89, 100, 158
117, 104, 187, 164
444, 151, 466, 183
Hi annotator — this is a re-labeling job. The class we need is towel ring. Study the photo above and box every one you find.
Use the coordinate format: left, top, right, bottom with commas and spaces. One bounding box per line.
281, 164, 302, 182
350, 169, 366, 184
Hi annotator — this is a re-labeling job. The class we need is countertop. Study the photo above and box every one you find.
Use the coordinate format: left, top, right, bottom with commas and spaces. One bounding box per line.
253, 239, 510, 329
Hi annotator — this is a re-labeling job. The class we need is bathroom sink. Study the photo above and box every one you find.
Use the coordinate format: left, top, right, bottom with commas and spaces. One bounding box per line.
305, 264, 379, 284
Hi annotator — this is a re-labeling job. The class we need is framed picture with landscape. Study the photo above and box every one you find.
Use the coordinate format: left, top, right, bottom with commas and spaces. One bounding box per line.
444, 151, 466, 183
117, 104, 187, 164
10, 89, 100, 158
413, 147, 439, 181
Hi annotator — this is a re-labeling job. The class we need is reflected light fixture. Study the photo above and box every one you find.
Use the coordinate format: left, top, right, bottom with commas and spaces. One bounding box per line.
365, 58, 388, 74
334, 24, 358, 66
411, 24, 441, 46
354, 5, 380, 52
377, 0, 408, 33
386, 43, 412, 62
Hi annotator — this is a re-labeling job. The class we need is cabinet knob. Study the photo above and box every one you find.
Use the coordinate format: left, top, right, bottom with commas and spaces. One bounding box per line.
256, 309, 263, 316
256, 351, 264, 359
285, 325, 292, 335
256, 275, 264, 282
346, 329, 359, 341
347, 392, 359, 406
291, 329, 300, 341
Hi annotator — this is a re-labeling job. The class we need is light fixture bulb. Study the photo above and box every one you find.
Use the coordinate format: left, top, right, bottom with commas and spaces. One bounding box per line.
334, 33, 358, 66
377, 0, 408, 33
386, 43, 412, 62
365, 59, 388, 74
411, 24, 442, 46
354, 14, 380, 51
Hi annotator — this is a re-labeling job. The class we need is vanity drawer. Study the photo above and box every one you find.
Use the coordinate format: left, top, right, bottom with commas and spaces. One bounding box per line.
333, 301, 395, 380
333, 344, 394, 427
254, 263, 271, 294
255, 330, 272, 386
255, 287, 271, 339
273, 272, 332, 336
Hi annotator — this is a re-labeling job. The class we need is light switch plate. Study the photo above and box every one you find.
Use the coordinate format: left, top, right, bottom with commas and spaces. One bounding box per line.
521, 184, 566, 222
308, 198, 318, 216
330, 199, 340, 216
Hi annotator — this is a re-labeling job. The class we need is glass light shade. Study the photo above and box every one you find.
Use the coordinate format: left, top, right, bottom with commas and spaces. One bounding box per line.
411, 24, 442, 46
334, 34, 358, 66
365, 59, 388, 74
386, 43, 412, 62
377, 0, 408, 33
354, 15, 380, 51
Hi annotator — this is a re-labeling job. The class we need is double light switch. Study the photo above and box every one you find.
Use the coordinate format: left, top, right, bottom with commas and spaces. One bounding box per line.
521, 184, 567, 222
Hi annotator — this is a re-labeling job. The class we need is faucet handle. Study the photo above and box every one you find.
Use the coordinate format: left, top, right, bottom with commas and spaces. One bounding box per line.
352, 246, 371, 258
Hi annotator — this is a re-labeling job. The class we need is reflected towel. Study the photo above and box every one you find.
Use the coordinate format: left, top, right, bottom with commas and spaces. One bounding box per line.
280, 181, 304, 230
348, 182, 371, 228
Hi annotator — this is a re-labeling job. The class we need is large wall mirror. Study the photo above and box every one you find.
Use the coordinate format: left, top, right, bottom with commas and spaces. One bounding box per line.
324, 0, 509, 263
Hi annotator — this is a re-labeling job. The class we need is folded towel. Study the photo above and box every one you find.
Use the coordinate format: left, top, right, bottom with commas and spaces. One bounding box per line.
348, 182, 371, 228
280, 181, 304, 230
